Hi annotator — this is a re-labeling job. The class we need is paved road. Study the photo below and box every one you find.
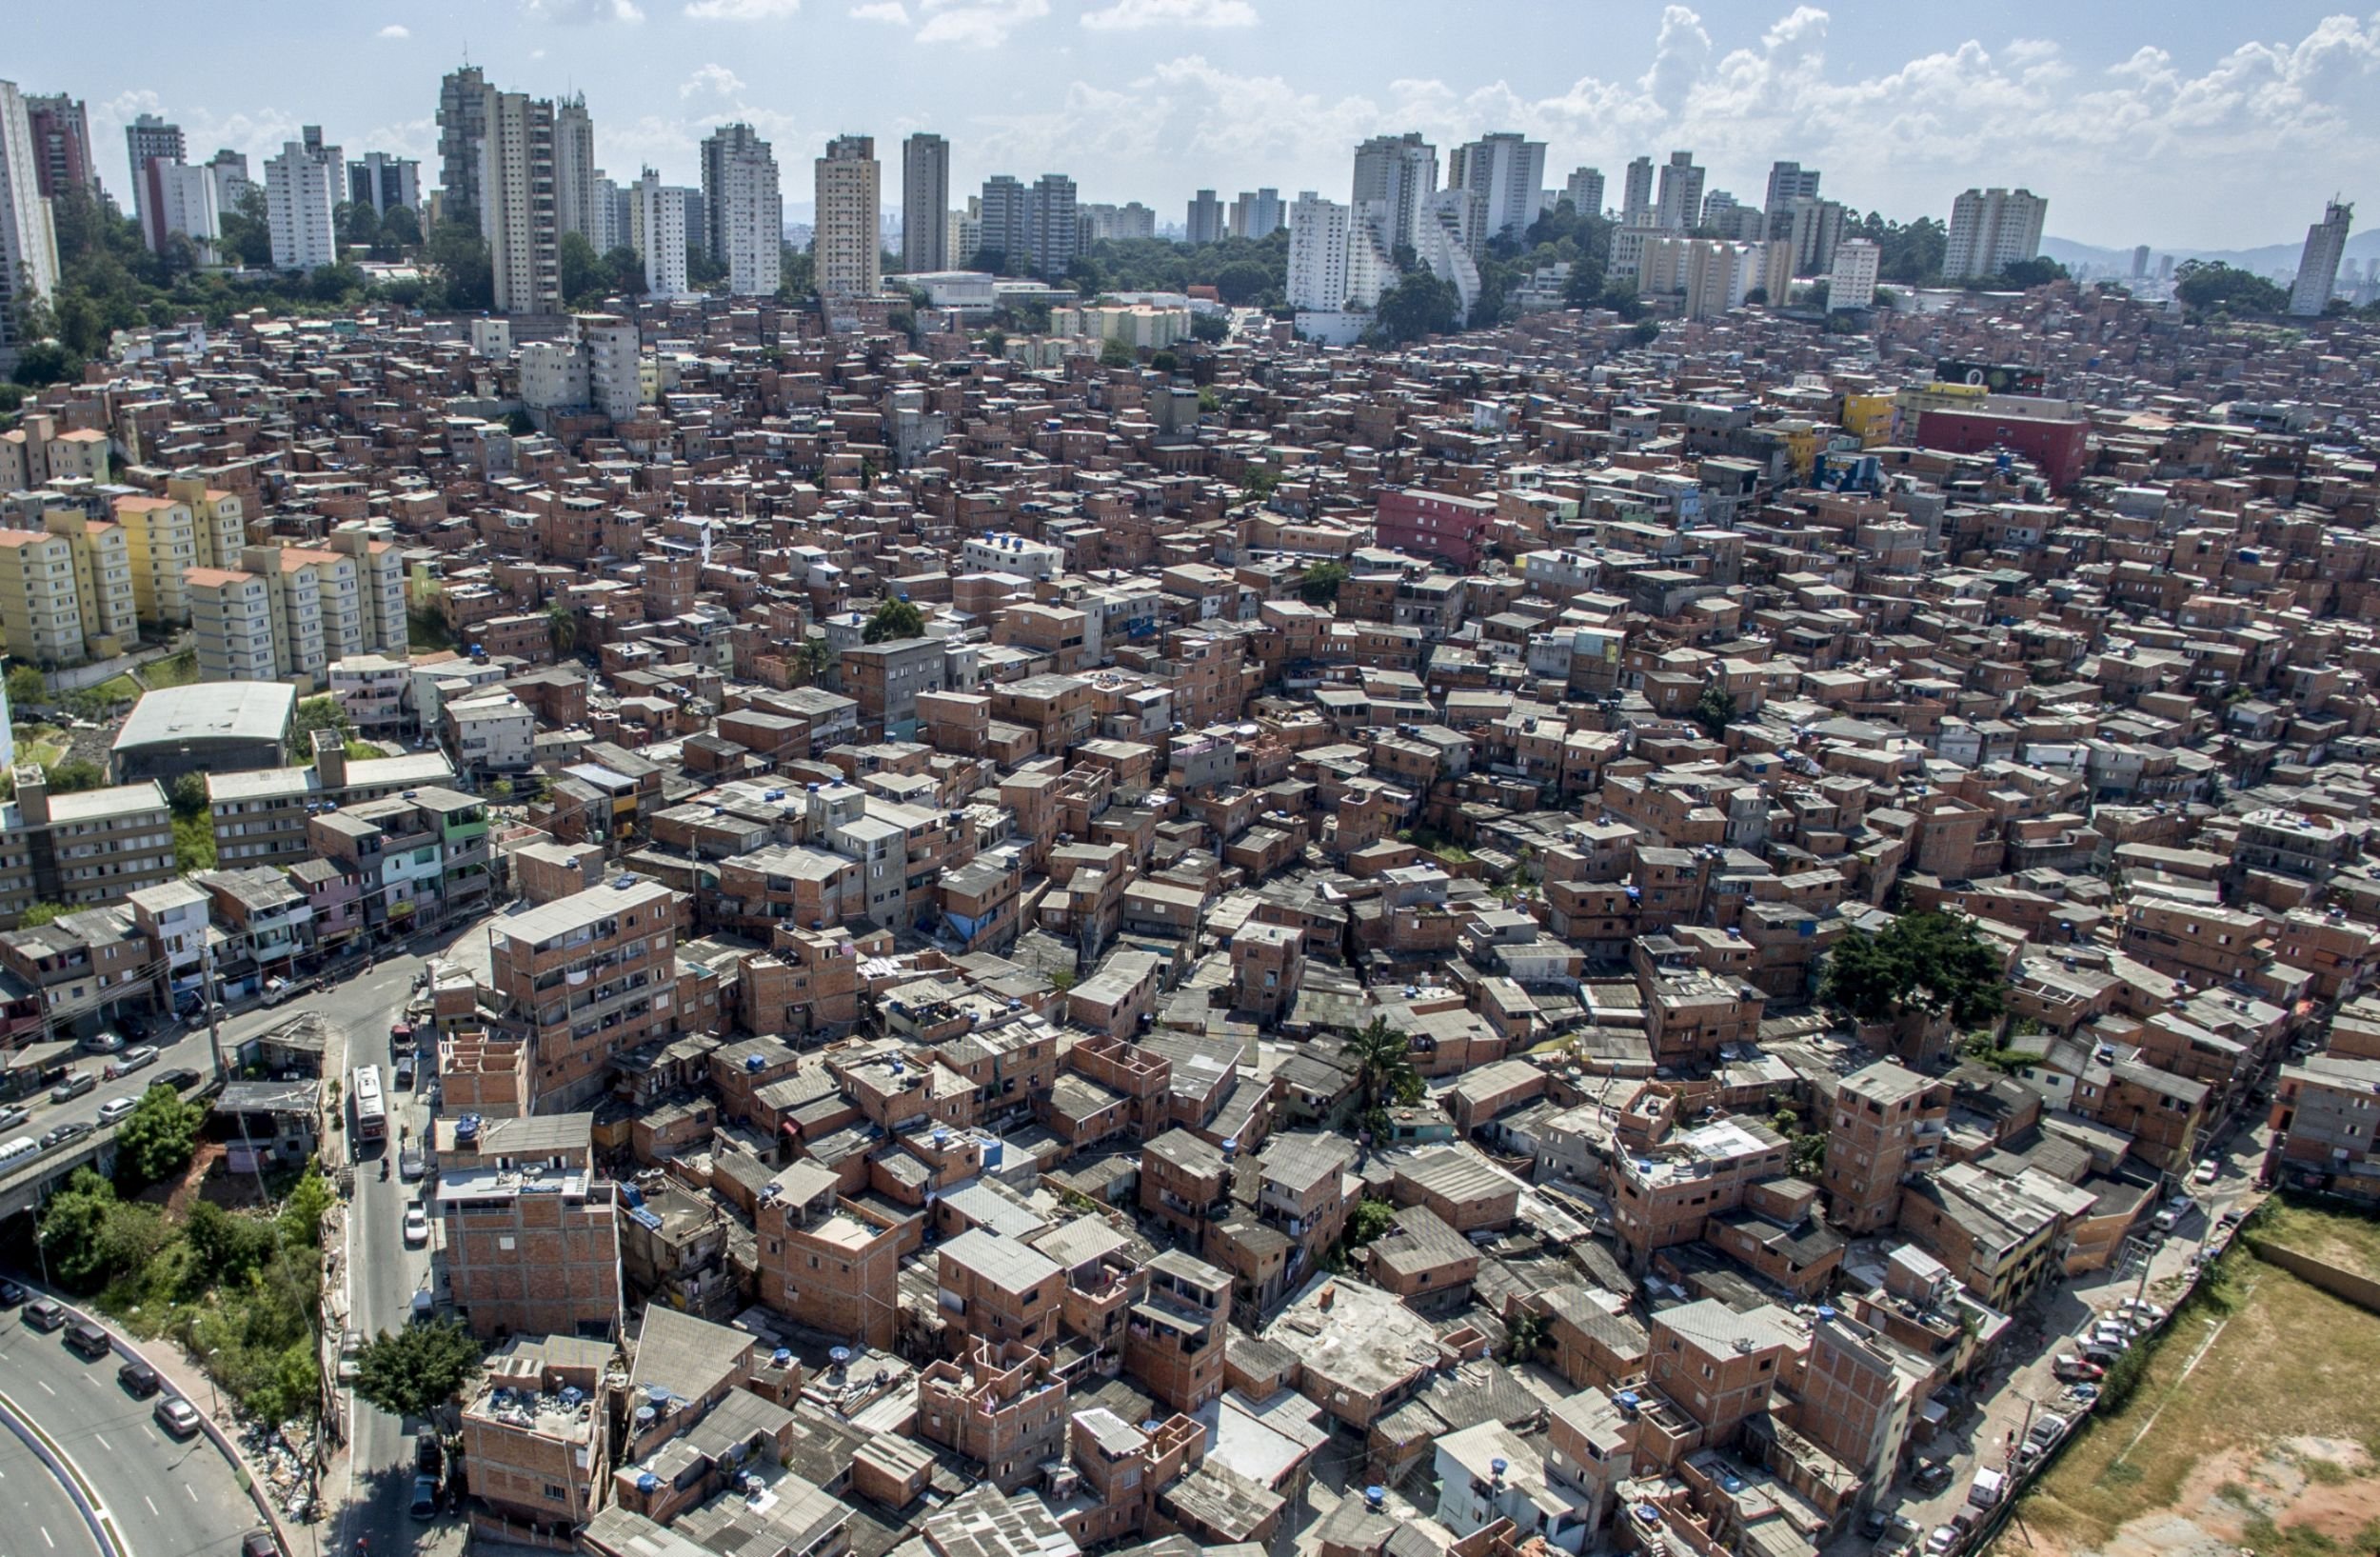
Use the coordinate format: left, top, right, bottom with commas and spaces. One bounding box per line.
314, 956, 446, 1557
0, 1391, 103, 1557
0, 1307, 254, 1557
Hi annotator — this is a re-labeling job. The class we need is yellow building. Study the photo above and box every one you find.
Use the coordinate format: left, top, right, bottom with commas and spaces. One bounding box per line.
1838, 391, 1897, 448
113, 494, 198, 626
0, 414, 111, 489
42, 509, 136, 660
1775, 418, 1823, 481
0, 529, 87, 665
186, 567, 278, 682
164, 475, 249, 570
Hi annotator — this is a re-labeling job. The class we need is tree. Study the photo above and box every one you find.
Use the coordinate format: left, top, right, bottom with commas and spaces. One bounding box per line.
1985, 255, 2069, 289
1503, 1306, 1550, 1364
1098, 334, 1137, 369
37, 1169, 124, 1290
1819, 908, 2006, 1029
114, 1084, 204, 1190
279, 1164, 335, 1248
1690, 685, 1737, 741
1213, 260, 1272, 306
44, 758, 106, 793
6, 664, 45, 706
17, 902, 68, 928
334, 201, 380, 252
1188, 312, 1228, 344
601, 245, 649, 298
545, 599, 580, 659
425, 220, 494, 311
1298, 561, 1349, 606
1626, 319, 1662, 348
1240, 466, 1279, 503
218, 186, 274, 268
1344, 1017, 1422, 1125
288, 694, 353, 762
1149, 349, 1178, 374
1371, 271, 1461, 344
2172, 260, 2290, 316
169, 772, 209, 817
863, 592, 925, 644
789, 635, 837, 687
375, 205, 422, 257
353, 1320, 483, 1422
1343, 1198, 1396, 1250
10, 340, 83, 388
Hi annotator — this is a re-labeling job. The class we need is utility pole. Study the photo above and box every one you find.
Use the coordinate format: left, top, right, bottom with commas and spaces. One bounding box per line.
204, 937, 226, 1079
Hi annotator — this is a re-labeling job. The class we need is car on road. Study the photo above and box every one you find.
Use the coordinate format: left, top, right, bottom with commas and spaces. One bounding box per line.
118, 1359, 162, 1396
41, 1120, 93, 1148
78, 1030, 126, 1055
394, 1052, 416, 1089
0, 1105, 26, 1131
154, 1395, 202, 1437
400, 1146, 426, 1181
404, 1205, 429, 1245
103, 1046, 159, 1080
96, 1096, 137, 1127
0, 1278, 24, 1307
156, 1068, 205, 1092
243, 1532, 278, 1557
2193, 1159, 2221, 1186
24, 1297, 66, 1330
410, 1472, 441, 1519
340, 1327, 365, 1385
50, 1071, 96, 1104
64, 1318, 112, 1360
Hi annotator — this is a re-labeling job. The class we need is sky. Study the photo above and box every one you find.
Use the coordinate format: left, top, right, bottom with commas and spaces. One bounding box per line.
18, 0, 2380, 250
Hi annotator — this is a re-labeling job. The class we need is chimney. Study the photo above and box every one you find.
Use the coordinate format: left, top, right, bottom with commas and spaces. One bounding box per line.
313, 726, 348, 789
13, 765, 49, 826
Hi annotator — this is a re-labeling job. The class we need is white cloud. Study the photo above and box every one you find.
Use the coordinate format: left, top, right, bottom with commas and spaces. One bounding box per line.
683, 0, 802, 19
914, 0, 1048, 48
850, 0, 909, 20
375, 23, 410, 39
521, 0, 645, 22
1080, 0, 1255, 30
681, 63, 748, 98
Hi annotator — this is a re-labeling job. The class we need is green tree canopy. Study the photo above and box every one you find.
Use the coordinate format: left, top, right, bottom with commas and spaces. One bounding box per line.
1344, 1016, 1424, 1124
2173, 260, 2290, 316
1098, 334, 1137, 368
1819, 908, 2007, 1029
354, 1319, 483, 1422
1691, 686, 1738, 741
6, 664, 46, 705
114, 1083, 205, 1190
863, 592, 926, 644
1298, 561, 1349, 606
1371, 271, 1462, 344
288, 694, 354, 761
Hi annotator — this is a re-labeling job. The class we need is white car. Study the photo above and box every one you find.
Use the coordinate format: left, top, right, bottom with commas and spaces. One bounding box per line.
2192, 1159, 2220, 1186
403, 1206, 429, 1246
96, 1096, 137, 1127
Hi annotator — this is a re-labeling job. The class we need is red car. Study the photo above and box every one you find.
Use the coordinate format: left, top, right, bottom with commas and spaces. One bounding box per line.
2053, 1354, 2104, 1382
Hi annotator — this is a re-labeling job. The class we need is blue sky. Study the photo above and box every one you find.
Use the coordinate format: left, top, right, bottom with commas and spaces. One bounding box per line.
17, 1, 2380, 249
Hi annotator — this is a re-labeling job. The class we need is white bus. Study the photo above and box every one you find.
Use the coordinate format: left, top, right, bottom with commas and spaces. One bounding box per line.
0, 1135, 39, 1169
352, 1064, 387, 1146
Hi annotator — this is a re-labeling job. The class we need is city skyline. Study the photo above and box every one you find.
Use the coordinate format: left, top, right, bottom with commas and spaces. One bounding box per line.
12, 1, 2377, 251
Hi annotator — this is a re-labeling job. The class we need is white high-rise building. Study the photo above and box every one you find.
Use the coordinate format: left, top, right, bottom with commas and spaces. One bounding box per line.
1026, 172, 1077, 280
947, 198, 980, 270
483, 90, 562, 313
579, 311, 641, 421
1418, 189, 1480, 319
1563, 166, 1604, 221
1787, 197, 1845, 275
126, 114, 185, 250
264, 139, 337, 271
588, 173, 626, 254
632, 167, 688, 297
0, 82, 59, 378
1185, 189, 1223, 247
1639, 235, 1758, 320
1445, 132, 1545, 248
148, 161, 220, 254
1942, 187, 2048, 281
814, 135, 880, 300
1655, 150, 1704, 231
1828, 236, 1879, 311
1286, 192, 1349, 312
703, 124, 782, 296
553, 94, 597, 244
902, 133, 949, 273
1763, 161, 1820, 237
347, 152, 421, 216
1228, 187, 1284, 240
206, 150, 252, 217
2290, 199, 2353, 317
1621, 156, 1655, 227
1351, 133, 1437, 254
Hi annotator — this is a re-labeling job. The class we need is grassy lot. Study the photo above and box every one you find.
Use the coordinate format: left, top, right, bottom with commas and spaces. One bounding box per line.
136, 648, 202, 689
11, 727, 67, 768
87, 672, 145, 703
2254, 1197, 2380, 1281
2021, 1206, 2380, 1553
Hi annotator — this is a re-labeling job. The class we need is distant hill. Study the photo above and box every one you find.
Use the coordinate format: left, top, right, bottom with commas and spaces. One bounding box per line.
2042, 228, 2380, 279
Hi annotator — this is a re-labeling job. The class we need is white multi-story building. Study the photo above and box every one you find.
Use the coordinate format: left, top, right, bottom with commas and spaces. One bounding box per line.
947, 198, 981, 269
1026, 172, 1077, 280
1640, 235, 1759, 320
582, 311, 641, 421
2290, 199, 2353, 317
484, 90, 561, 313
1418, 190, 1481, 319
902, 132, 949, 273
264, 138, 338, 271
1446, 132, 1546, 248
1621, 156, 1655, 227
553, 94, 597, 244
0, 81, 59, 378
1184, 188, 1222, 247
347, 151, 420, 215
1655, 150, 1704, 232
1352, 132, 1437, 253
814, 135, 880, 301
125, 113, 184, 250
632, 167, 688, 298
1763, 161, 1821, 236
703, 124, 782, 297
1829, 236, 1880, 310
1563, 166, 1604, 220
1286, 191, 1349, 312
1943, 187, 2048, 281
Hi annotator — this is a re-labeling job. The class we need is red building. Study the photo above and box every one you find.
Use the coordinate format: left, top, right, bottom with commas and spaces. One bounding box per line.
1914, 399, 2090, 489
1375, 488, 1497, 567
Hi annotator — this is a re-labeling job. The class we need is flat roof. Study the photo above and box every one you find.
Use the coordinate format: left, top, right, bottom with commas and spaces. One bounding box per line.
113, 682, 296, 752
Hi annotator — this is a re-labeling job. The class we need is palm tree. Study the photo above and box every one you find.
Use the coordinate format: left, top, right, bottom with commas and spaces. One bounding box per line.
791, 636, 837, 687
545, 599, 580, 658
1345, 1016, 1420, 1117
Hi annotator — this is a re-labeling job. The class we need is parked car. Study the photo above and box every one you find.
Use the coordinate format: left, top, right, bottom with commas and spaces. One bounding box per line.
2192, 1159, 2221, 1186
2053, 1354, 2104, 1382
64, 1319, 112, 1360
393, 1054, 416, 1089
409, 1473, 440, 1520
77, 1031, 125, 1055
1912, 1460, 1954, 1493
2028, 1413, 2072, 1449
2067, 1383, 2102, 1406
399, 1147, 426, 1182
2118, 1298, 2167, 1327
50, 1072, 96, 1104
1926, 1526, 1960, 1555
118, 1359, 162, 1396
155, 1395, 202, 1437
103, 1047, 159, 1080
404, 1205, 429, 1246
156, 1068, 205, 1093
242, 1532, 278, 1557
0, 1278, 24, 1307
416, 1432, 444, 1475
41, 1120, 93, 1149
96, 1097, 137, 1127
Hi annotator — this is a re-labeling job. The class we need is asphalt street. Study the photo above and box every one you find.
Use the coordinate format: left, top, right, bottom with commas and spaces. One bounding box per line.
0, 1304, 254, 1557
0, 1393, 102, 1557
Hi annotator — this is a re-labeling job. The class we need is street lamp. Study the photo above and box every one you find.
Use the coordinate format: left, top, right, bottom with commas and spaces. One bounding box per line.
205, 1347, 221, 1416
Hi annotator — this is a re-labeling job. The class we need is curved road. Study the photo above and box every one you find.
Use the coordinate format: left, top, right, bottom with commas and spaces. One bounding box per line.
0, 1392, 102, 1557
0, 1307, 254, 1557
